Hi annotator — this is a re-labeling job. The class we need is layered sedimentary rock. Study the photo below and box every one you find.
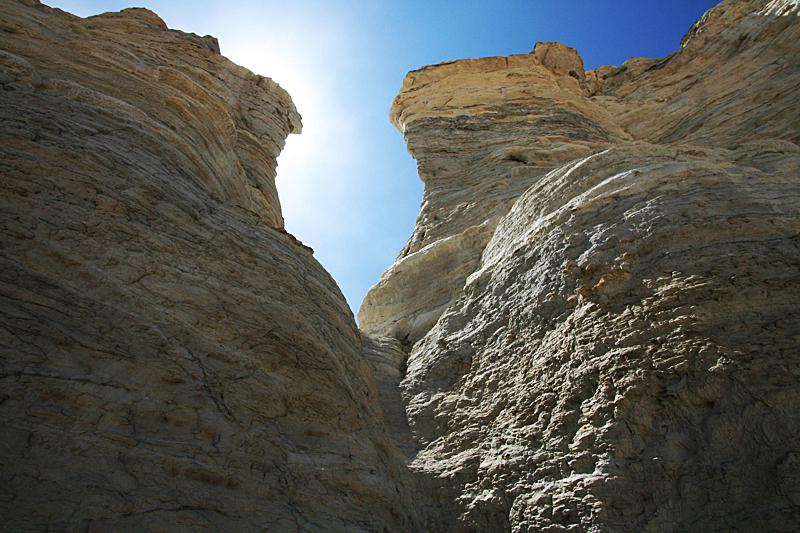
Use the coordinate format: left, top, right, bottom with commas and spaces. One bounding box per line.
0, 2, 415, 531
3, 0, 800, 531
403, 142, 800, 532
359, 43, 630, 347
586, 0, 800, 146
362, 0, 800, 531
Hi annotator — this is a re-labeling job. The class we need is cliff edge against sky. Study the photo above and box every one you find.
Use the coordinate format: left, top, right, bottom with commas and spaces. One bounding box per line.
362, 0, 800, 531
1, 0, 799, 532
0, 1, 414, 531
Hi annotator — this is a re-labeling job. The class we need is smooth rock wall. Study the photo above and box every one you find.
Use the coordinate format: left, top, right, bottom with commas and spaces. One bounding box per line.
0, 1, 415, 531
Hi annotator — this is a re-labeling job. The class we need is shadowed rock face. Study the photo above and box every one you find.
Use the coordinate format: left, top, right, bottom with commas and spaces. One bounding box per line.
0, 1, 416, 531
362, 0, 800, 531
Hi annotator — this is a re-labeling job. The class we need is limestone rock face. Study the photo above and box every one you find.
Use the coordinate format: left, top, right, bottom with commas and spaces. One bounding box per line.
405, 142, 800, 532
359, 43, 629, 346
363, 0, 800, 531
586, 0, 800, 146
1, 0, 300, 229
0, 2, 414, 531
4, 0, 800, 531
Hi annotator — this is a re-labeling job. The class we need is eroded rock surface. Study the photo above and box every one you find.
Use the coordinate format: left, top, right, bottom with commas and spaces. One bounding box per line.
405, 142, 800, 532
586, 0, 800, 146
359, 43, 629, 347
362, 0, 800, 531
3, 0, 800, 531
0, 2, 415, 531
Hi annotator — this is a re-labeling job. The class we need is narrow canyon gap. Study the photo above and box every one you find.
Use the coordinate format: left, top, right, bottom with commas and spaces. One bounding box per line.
1, 0, 799, 532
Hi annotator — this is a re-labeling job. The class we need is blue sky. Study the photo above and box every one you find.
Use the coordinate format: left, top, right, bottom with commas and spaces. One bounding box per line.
47, 0, 720, 319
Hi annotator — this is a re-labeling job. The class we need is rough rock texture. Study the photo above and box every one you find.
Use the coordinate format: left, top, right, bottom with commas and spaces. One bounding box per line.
362, 0, 800, 532
1, 0, 301, 229
586, 0, 800, 146
363, 335, 416, 459
358, 43, 630, 347
0, 2, 416, 531
4, 0, 800, 531
405, 142, 800, 533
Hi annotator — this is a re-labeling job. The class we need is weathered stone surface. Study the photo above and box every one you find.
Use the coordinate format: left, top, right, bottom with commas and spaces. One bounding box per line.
1, 0, 300, 229
0, 1, 415, 531
361, 0, 800, 347
586, 0, 800, 146
404, 141, 800, 532
359, 43, 628, 346
4, 0, 800, 531
363, 334, 416, 459
363, 0, 800, 531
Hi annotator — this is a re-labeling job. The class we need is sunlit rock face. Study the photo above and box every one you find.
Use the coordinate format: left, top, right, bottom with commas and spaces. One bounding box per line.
0, 1, 416, 531
586, 0, 800, 146
363, 0, 800, 531
358, 43, 631, 348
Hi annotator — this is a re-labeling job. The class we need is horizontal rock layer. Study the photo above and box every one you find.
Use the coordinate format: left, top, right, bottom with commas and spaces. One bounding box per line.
361, 0, 800, 531
0, 1, 415, 531
587, 0, 800, 146
1, 0, 301, 228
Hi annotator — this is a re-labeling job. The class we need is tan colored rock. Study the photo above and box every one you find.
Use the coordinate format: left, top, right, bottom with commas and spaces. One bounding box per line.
360, 46, 629, 346
3, 0, 799, 531
0, 1, 416, 531
1, 0, 300, 229
531, 42, 585, 82
360, 219, 496, 345
403, 141, 800, 532
363, 335, 417, 458
587, 0, 800, 146
364, 0, 800, 531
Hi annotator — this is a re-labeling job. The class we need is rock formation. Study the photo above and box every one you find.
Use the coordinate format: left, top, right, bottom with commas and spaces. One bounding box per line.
361, 0, 800, 531
2, 0, 799, 532
0, 1, 415, 531
359, 43, 629, 347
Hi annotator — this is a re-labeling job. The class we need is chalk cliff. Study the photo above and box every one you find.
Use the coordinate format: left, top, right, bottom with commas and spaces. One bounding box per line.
2, 0, 799, 532
362, 0, 800, 531
0, 1, 415, 531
